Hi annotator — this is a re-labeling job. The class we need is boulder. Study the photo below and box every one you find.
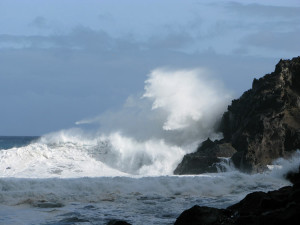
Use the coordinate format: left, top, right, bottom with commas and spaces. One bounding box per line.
174, 205, 233, 225
174, 139, 236, 175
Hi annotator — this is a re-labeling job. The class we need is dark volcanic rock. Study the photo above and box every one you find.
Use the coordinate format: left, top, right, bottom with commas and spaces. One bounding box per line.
174, 57, 300, 174
174, 165, 300, 225
286, 165, 300, 185
107, 220, 132, 225
219, 56, 300, 172
174, 205, 233, 225
174, 139, 236, 175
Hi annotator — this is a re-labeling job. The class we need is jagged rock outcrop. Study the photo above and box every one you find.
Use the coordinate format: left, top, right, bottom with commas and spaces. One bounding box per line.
174, 166, 300, 225
220, 56, 300, 172
174, 139, 236, 175
174, 56, 300, 174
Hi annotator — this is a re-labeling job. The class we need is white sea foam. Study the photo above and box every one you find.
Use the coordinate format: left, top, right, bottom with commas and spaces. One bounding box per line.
0, 130, 187, 177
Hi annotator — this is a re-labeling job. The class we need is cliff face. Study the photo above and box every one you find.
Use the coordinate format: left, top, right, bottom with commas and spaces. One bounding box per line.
174, 56, 300, 174
220, 57, 300, 172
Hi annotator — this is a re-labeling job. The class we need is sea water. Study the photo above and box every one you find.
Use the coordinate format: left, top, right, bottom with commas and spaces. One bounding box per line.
1, 135, 299, 225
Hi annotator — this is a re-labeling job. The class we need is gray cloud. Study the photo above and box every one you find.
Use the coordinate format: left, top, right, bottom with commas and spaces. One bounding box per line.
1, 1, 298, 135
225, 2, 300, 18
241, 30, 300, 52
29, 16, 50, 29
98, 12, 115, 23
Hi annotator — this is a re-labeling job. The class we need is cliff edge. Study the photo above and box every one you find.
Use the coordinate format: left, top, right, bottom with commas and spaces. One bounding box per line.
175, 56, 300, 174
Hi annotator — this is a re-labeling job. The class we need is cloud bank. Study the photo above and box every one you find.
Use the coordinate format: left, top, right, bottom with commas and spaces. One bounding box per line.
0, 0, 299, 135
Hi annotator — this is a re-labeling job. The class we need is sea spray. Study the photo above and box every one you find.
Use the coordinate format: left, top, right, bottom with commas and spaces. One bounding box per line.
143, 68, 231, 131
76, 68, 232, 146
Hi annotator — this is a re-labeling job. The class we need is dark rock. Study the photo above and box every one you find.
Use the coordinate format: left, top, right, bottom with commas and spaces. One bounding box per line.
175, 166, 300, 225
174, 205, 234, 225
286, 165, 300, 185
174, 138, 236, 174
174, 57, 300, 174
219, 56, 300, 172
107, 220, 132, 225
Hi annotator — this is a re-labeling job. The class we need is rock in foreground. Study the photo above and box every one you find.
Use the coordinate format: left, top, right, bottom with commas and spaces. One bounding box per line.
174, 166, 300, 225
107, 220, 132, 225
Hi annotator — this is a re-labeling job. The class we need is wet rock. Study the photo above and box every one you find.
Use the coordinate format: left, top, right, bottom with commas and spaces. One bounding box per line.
174, 205, 234, 225
175, 187, 300, 225
175, 166, 300, 225
286, 165, 300, 185
174, 138, 236, 175
107, 220, 132, 225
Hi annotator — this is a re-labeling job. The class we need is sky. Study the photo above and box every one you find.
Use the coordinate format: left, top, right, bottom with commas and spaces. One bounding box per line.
0, 0, 299, 136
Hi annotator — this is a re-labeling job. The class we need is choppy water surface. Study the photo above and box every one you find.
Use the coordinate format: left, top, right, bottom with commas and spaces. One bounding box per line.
1, 136, 299, 225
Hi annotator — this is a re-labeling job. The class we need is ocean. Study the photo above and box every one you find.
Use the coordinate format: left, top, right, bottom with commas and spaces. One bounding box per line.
1, 135, 299, 225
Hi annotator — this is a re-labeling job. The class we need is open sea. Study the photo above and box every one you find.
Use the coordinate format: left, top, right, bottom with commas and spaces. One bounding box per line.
0, 135, 299, 225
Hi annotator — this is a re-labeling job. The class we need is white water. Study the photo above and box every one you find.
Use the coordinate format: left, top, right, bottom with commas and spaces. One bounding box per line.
0, 69, 299, 224
1, 137, 300, 225
0, 154, 298, 224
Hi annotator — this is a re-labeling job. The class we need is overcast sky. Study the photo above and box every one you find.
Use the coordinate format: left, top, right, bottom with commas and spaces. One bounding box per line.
0, 0, 299, 136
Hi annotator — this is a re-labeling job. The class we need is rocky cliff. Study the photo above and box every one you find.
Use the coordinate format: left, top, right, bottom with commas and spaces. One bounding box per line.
221, 56, 300, 172
174, 56, 300, 174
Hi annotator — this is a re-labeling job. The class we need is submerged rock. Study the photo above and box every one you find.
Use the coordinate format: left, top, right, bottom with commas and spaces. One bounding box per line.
107, 220, 132, 225
174, 138, 236, 175
34, 200, 64, 208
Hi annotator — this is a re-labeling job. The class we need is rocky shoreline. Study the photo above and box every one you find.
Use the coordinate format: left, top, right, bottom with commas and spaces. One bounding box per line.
172, 56, 300, 225
174, 166, 300, 225
175, 56, 300, 174
109, 57, 300, 225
